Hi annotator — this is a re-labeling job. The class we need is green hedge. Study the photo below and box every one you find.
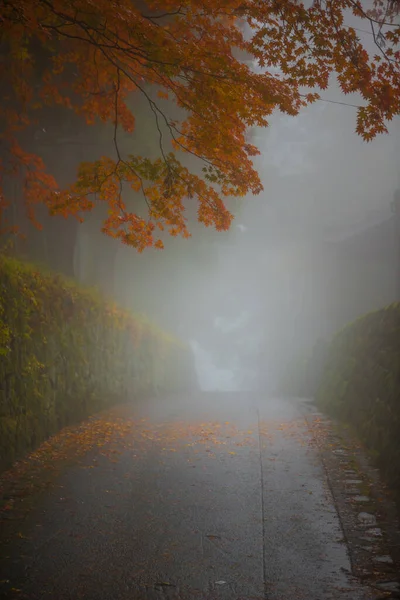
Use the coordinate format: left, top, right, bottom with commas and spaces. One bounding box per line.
0, 256, 196, 471
316, 303, 400, 491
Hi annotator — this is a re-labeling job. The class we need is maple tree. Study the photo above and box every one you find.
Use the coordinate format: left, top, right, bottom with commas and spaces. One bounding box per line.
1, 0, 400, 251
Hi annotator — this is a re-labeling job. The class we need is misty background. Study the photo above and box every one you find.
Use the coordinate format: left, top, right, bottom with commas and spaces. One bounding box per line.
2, 7, 400, 392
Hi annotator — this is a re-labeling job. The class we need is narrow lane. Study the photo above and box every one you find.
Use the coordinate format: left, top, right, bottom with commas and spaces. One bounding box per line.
1, 393, 377, 599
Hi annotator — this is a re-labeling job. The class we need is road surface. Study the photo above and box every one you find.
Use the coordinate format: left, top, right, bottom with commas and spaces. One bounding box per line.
1, 393, 378, 600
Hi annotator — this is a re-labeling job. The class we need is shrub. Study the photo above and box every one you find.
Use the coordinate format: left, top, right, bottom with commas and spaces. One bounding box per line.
316, 303, 400, 491
0, 255, 195, 471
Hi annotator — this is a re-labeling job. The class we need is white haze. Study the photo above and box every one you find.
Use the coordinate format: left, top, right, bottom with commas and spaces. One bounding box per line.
189, 5, 400, 392
102, 4, 399, 393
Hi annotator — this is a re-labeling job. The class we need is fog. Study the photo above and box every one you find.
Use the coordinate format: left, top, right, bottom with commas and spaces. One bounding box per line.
4, 5, 400, 394
182, 10, 400, 391
178, 107, 399, 390
189, 98, 399, 390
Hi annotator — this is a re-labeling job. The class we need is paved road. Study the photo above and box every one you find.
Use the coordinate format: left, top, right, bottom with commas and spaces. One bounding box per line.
1, 393, 377, 600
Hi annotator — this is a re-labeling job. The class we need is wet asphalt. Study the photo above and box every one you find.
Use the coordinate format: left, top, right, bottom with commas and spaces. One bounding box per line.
1, 393, 378, 600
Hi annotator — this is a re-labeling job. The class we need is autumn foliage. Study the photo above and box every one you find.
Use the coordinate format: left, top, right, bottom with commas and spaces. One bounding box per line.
1, 0, 400, 250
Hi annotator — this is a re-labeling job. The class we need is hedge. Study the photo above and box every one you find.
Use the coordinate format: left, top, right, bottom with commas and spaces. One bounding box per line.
0, 255, 196, 471
316, 303, 400, 492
